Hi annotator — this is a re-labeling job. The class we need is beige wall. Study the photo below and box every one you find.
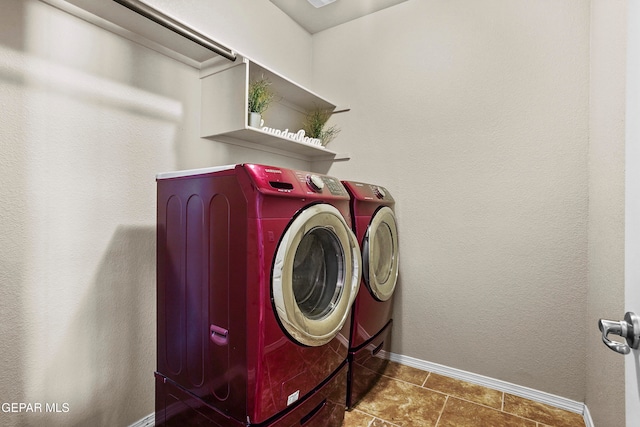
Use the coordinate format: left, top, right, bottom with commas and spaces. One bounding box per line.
1, 3, 182, 425
1, 0, 631, 425
313, 0, 591, 400
586, 1, 626, 426
0, 0, 312, 426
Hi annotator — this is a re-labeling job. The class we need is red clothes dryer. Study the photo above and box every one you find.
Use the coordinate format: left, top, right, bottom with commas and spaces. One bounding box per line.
155, 164, 361, 426
341, 181, 399, 409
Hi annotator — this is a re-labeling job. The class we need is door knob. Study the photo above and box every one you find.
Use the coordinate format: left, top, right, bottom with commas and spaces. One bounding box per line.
598, 312, 640, 355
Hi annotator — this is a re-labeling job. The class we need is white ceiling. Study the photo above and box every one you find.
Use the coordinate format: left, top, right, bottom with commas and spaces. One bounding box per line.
269, 0, 409, 34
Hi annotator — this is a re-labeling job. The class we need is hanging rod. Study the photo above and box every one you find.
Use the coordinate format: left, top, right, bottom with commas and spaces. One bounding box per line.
113, 0, 236, 62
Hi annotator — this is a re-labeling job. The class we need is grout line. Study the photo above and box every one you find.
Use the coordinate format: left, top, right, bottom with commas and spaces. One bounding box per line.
386, 352, 585, 415
444, 396, 550, 426
399, 363, 584, 427
422, 371, 431, 387
419, 381, 503, 413
353, 377, 556, 427
360, 361, 585, 427
434, 395, 449, 427
377, 418, 402, 427
350, 406, 402, 427
414, 376, 553, 426
366, 365, 433, 390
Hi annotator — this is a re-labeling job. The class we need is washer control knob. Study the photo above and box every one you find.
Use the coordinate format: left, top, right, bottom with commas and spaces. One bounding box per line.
307, 174, 325, 192
373, 186, 386, 199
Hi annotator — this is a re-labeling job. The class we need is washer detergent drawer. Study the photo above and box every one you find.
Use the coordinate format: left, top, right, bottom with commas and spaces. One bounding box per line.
347, 320, 393, 409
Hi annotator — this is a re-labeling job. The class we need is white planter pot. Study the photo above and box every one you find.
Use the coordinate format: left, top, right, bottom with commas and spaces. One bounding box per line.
248, 112, 262, 128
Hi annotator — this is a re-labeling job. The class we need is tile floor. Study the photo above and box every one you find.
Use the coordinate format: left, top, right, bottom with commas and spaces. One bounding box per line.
343, 361, 586, 427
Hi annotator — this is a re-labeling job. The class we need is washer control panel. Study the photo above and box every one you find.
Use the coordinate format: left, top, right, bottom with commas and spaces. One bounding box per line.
299, 173, 346, 196
372, 186, 386, 199
245, 164, 349, 198
306, 174, 325, 192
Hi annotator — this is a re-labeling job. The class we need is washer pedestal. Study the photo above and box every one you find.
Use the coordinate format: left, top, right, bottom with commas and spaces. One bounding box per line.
347, 320, 392, 409
156, 363, 348, 427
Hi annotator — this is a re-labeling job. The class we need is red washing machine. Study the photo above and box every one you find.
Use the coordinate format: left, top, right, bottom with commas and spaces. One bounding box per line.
341, 181, 399, 409
155, 164, 361, 426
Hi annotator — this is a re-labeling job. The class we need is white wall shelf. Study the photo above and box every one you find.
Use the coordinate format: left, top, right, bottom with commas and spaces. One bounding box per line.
201, 56, 347, 161
204, 128, 341, 159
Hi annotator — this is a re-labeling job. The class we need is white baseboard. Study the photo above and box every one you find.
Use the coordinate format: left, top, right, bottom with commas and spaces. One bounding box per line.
384, 351, 594, 426
583, 404, 594, 427
130, 354, 596, 427
129, 413, 154, 427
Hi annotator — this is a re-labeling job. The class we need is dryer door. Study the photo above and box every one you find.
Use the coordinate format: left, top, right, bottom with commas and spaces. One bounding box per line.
363, 206, 399, 302
272, 204, 361, 347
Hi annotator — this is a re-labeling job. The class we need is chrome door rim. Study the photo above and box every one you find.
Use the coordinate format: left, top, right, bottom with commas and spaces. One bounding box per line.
363, 206, 399, 302
272, 204, 361, 347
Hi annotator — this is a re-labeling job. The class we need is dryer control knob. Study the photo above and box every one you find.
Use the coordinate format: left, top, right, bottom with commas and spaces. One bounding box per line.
373, 186, 386, 199
306, 174, 325, 192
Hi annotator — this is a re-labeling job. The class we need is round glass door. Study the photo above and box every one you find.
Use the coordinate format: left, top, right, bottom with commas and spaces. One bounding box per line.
363, 206, 399, 301
292, 227, 344, 320
272, 204, 361, 347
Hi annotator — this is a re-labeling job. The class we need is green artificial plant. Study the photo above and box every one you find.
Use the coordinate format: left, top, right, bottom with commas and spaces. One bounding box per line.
303, 108, 341, 146
248, 77, 274, 115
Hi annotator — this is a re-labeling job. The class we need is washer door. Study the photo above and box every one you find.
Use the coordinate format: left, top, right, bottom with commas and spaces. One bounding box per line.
272, 204, 361, 347
362, 206, 399, 302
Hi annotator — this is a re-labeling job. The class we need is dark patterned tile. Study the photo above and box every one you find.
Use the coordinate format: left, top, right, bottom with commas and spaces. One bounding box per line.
424, 373, 503, 409
370, 417, 400, 427
351, 362, 584, 427
503, 394, 585, 427
354, 376, 446, 426
438, 397, 536, 427
381, 360, 429, 386
343, 408, 374, 426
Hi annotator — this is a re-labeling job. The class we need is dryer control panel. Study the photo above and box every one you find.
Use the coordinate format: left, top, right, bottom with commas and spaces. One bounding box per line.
342, 181, 394, 202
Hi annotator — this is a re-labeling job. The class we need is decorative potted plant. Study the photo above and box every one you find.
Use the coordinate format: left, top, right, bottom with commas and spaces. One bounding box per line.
247, 76, 274, 128
303, 108, 341, 146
